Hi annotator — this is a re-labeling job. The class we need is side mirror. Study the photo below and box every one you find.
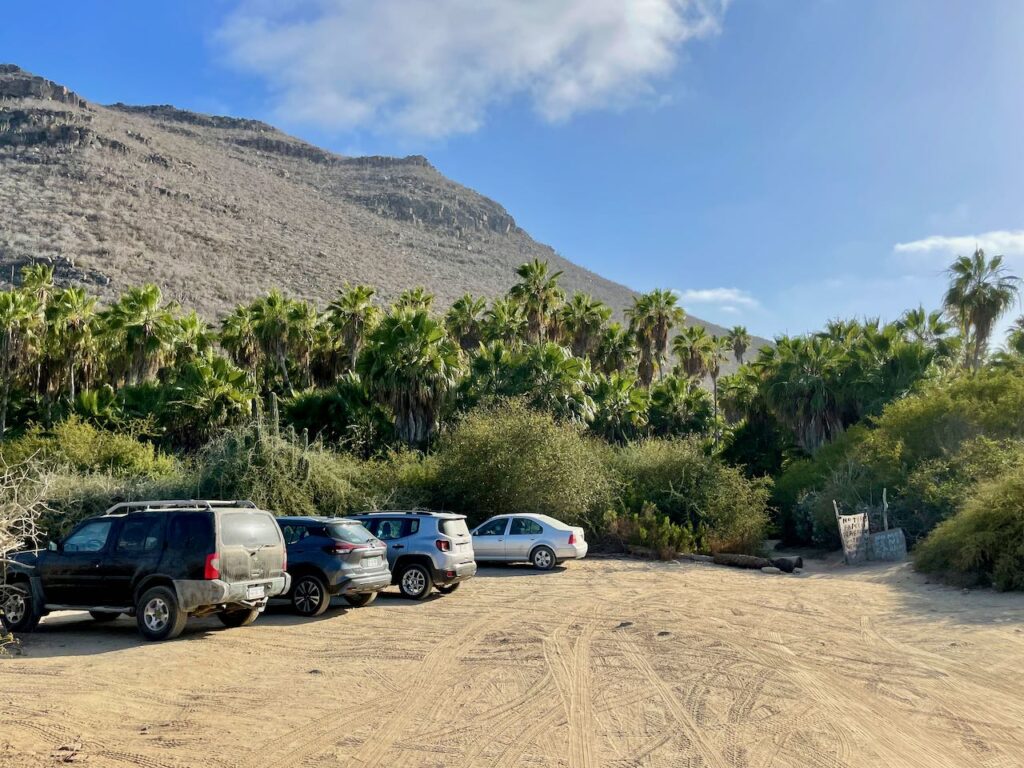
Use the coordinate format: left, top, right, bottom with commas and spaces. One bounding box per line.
48, 540, 59, 552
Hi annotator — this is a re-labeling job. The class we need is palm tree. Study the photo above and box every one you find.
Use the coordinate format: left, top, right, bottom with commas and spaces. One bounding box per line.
509, 259, 564, 343
287, 300, 320, 389
517, 342, 595, 423
173, 310, 215, 369
323, 284, 379, 377
482, 297, 527, 345
357, 308, 463, 445
248, 290, 297, 391
590, 372, 648, 443
594, 322, 636, 375
726, 325, 752, 365
101, 284, 177, 386
648, 375, 713, 437
0, 289, 42, 437
1008, 316, 1024, 357
706, 336, 730, 426
561, 293, 612, 358
943, 249, 1021, 370
43, 286, 98, 403
445, 294, 487, 352
221, 304, 261, 372
393, 286, 434, 312
171, 352, 257, 445
671, 325, 714, 379
626, 289, 685, 386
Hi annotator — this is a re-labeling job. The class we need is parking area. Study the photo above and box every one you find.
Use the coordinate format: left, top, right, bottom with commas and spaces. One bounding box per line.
2, 557, 1024, 767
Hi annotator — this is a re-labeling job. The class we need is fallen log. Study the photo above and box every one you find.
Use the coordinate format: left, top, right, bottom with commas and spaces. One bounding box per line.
712, 553, 771, 569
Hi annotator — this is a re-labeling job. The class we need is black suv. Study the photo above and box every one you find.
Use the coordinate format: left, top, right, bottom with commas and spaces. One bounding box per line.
276, 517, 391, 616
0, 500, 290, 641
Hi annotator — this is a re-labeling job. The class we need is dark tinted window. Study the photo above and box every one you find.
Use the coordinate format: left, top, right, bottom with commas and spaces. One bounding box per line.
476, 518, 508, 536
441, 519, 469, 537
328, 522, 376, 544
374, 518, 419, 540
167, 512, 215, 551
510, 518, 543, 536
116, 516, 162, 553
64, 520, 115, 553
221, 512, 281, 547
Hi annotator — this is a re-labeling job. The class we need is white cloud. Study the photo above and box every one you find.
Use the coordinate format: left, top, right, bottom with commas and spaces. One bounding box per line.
676, 287, 759, 310
894, 230, 1024, 259
216, 0, 728, 138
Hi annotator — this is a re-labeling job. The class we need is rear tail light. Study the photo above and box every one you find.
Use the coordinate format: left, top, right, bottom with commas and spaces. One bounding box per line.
568, 532, 576, 545
329, 542, 368, 555
435, 539, 451, 552
204, 553, 221, 580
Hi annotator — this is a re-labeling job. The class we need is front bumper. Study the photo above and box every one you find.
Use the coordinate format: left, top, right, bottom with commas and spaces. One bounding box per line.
174, 574, 291, 613
433, 559, 477, 585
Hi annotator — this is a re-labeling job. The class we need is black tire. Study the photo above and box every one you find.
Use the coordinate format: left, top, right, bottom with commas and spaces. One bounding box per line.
217, 608, 260, 628
436, 583, 461, 595
136, 586, 188, 641
291, 575, 331, 617
89, 611, 121, 622
531, 546, 557, 571
1, 583, 41, 634
343, 592, 378, 608
398, 564, 433, 600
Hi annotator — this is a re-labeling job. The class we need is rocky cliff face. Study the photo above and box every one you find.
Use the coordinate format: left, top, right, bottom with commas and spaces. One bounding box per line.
0, 64, 767, 353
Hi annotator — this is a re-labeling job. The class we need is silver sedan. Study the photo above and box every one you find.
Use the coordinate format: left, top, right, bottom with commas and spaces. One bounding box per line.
470, 514, 588, 570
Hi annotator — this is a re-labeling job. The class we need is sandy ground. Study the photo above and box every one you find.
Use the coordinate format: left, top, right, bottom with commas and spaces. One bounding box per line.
1, 556, 1024, 768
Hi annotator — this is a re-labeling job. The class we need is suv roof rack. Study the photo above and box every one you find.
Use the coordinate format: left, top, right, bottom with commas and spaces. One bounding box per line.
360, 509, 437, 516
103, 499, 258, 516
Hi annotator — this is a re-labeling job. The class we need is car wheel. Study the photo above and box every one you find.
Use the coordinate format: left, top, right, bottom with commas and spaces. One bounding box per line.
218, 608, 260, 628
89, 611, 121, 622
344, 592, 377, 608
531, 546, 556, 571
436, 583, 461, 595
398, 564, 432, 600
291, 575, 331, 617
136, 586, 187, 641
1, 584, 41, 633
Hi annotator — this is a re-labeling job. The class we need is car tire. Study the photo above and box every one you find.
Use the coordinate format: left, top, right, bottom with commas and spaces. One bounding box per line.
436, 583, 461, 595
291, 575, 331, 617
136, 586, 187, 641
343, 592, 377, 608
1, 583, 41, 634
398, 564, 433, 600
217, 608, 261, 628
531, 546, 556, 571
89, 611, 121, 622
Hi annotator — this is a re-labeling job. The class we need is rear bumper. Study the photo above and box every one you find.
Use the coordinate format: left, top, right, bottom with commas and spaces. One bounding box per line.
174, 575, 290, 613
329, 569, 392, 595
433, 560, 477, 585
555, 543, 588, 560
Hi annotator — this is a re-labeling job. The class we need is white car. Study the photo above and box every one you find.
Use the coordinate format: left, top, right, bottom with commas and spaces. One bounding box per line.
471, 514, 588, 570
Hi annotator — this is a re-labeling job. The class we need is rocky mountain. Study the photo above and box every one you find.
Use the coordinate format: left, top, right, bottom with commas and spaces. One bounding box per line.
0, 64, 767, 351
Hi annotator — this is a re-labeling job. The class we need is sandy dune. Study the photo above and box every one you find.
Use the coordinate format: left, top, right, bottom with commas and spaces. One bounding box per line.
2, 557, 1023, 767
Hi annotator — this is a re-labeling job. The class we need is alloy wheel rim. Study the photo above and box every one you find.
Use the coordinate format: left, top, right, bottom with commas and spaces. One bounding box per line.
403, 569, 426, 595
535, 550, 552, 568
143, 597, 170, 632
4, 592, 26, 624
295, 580, 321, 613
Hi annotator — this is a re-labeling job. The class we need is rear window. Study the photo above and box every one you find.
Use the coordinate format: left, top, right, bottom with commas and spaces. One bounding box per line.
221, 511, 281, 547
167, 512, 214, 551
328, 522, 377, 544
441, 519, 469, 537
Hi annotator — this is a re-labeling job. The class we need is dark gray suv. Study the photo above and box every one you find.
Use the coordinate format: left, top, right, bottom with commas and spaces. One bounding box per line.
276, 517, 391, 616
350, 511, 476, 600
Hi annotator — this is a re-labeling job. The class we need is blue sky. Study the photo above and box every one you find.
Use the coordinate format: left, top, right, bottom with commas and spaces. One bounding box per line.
3, 1, 1022, 339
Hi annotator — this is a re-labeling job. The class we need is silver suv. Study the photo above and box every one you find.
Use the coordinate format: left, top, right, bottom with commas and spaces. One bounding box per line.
349, 511, 476, 600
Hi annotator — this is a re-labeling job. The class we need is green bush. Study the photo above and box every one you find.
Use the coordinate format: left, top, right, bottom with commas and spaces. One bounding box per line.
914, 460, 1024, 590
608, 502, 697, 559
435, 399, 612, 529
610, 437, 770, 554
0, 418, 177, 477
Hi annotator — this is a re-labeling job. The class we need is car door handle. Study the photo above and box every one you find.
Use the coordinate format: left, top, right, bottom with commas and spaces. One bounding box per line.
392, 544, 404, 550
92, 560, 102, 567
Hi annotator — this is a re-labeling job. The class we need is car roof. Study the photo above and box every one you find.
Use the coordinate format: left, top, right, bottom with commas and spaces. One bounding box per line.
353, 510, 465, 520
276, 516, 352, 525
480, 513, 571, 529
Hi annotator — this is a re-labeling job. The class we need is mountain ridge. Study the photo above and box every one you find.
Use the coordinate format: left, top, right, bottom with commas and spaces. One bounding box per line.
0, 64, 768, 353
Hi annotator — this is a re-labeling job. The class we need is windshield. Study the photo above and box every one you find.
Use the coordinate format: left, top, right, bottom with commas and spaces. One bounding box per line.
441, 519, 470, 537
328, 522, 377, 544
221, 511, 281, 547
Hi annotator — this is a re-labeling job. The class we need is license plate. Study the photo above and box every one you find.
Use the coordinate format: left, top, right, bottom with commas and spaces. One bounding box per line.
246, 585, 265, 600
363, 556, 383, 569
456, 542, 470, 552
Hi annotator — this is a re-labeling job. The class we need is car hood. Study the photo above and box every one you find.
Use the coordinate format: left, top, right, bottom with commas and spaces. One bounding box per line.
2, 549, 40, 568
